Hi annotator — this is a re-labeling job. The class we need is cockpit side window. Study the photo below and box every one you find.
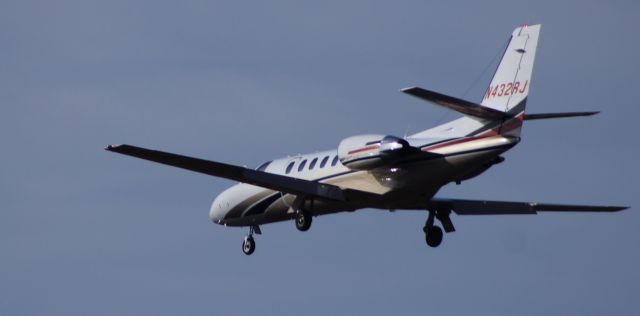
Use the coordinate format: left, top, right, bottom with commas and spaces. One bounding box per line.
256, 161, 272, 172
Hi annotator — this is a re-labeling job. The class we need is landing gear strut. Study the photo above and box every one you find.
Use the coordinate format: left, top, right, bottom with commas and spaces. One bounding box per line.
242, 225, 261, 255
423, 209, 455, 248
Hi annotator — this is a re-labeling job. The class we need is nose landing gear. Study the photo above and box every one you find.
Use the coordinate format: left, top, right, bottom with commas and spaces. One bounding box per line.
242, 225, 261, 255
242, 235, 255, 255
423, 209, 455, 248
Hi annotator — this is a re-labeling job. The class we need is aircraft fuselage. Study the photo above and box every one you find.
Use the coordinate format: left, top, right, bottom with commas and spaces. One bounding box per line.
210, 135, 518, 227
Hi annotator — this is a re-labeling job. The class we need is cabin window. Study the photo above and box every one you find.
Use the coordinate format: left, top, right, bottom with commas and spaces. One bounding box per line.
309, 158, 318, 170
331, 155, 339, 167
256, 161, 272, 172
320, 156, 329, 168
298, 159, 307, 172
286, 161, 295, 174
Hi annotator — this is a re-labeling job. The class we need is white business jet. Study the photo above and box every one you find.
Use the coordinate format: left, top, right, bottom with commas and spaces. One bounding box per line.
107, 25, 627, 255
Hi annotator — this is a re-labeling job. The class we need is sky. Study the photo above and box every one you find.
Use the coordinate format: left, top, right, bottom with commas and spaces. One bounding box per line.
1, 0, 639, 315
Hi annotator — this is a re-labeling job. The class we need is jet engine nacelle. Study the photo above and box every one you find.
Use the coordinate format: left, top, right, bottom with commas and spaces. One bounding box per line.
338, 134, 413, 170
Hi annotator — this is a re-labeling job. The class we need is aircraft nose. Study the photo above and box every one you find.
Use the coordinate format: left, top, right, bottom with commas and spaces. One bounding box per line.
209, 193, 230, 225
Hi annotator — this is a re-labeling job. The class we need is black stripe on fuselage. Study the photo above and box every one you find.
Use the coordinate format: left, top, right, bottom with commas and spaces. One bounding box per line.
243, 193, 282, 217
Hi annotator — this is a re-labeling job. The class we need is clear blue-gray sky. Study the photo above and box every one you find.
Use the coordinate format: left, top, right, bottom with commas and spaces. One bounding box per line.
2, 1, 638, 315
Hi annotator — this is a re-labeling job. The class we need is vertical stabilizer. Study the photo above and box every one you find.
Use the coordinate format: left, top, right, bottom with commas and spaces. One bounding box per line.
481, 25, 540, 138
482, 25, 540, 113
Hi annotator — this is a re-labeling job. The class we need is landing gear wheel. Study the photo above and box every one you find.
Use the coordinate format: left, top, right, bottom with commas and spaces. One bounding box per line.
295, 210, 312, 232
242, 235, 255, 255
424, 225, 443, 248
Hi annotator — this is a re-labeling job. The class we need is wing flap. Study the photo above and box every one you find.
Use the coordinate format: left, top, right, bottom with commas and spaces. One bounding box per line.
106, 144, 353, 201
429, 198, 627, 215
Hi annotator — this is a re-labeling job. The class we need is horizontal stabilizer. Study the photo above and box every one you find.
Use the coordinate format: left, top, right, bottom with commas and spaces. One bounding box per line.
429, 198, 628, 215
401, 86, 508, 120
523, 111, 599, 120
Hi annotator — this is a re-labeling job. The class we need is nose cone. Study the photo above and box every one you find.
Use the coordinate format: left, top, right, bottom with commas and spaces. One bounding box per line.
209, 194, 229, 225
209, 183, 263, 226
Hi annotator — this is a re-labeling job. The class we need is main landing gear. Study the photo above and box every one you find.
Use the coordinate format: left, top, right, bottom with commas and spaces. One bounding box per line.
423, 209, 455, 248
240, 208, 312, 255
241, 208, 451, 254
292, 196, 313, 232
295, 210, 312, 232
242, 225, 261, 255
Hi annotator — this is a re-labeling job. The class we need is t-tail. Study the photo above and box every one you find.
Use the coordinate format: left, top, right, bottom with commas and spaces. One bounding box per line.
403, 24, 599, 139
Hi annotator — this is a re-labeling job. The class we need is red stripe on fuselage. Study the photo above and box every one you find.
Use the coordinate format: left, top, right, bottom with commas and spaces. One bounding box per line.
422, 135, 493, 152
420, 112, 524, 152
348, 144, 380, 155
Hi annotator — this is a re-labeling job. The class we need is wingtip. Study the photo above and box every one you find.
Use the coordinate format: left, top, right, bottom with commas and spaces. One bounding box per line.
104, 144, 122, 151
605, 205, 630, 212
400, 86, 418, 93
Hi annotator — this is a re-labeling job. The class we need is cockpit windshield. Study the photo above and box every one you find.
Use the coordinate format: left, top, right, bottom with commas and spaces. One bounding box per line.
255, 161, 272, 171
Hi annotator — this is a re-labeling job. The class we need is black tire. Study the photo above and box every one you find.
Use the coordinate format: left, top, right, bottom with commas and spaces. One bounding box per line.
242, 236, 255, 255
295, 211, 312, 232
425, 226, 443, 248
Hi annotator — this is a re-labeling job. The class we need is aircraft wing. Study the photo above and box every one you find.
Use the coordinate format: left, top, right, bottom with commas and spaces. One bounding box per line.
427, 198, 628, 215
105, 144, 377, 202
